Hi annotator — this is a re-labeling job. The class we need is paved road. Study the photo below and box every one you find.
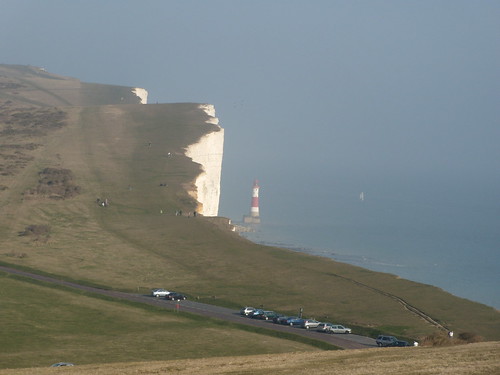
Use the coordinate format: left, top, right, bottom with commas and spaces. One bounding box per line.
0, 265, 377, 350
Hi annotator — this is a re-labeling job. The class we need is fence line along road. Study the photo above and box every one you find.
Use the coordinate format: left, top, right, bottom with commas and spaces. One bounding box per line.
0, 265, 376, 350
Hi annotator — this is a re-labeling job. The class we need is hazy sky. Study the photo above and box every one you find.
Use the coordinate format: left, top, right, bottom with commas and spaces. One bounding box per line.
1, 0, 499, 222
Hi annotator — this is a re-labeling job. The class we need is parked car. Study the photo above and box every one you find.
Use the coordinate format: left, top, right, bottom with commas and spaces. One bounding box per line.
151, 288, 170, 297
287, 317, 304, 326
166, 292, 187, 301
51, 362, 74, 367
258, 311, 280, 321
376, 335, 409, 347
240, 307, 256, 316
330, 324, 352, 334
274, 315, 292, 324
248, 309, 264, 318
271, 313, 285, 323
249, 310, 266, 319
301, 319, 321, 329
394, 339, 410, 347
316, 322, 334, 333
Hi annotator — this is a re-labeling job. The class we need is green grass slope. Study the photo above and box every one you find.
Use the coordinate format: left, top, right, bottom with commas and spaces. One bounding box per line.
0, 64, 142, 106
0, 274, 319, 369
0, 65, 499, 360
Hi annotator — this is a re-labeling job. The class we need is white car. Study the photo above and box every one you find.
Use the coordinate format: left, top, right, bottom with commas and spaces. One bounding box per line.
240, 306, 256, 316
301, 319, 321, 329
316, 322, 333, 332
151, 288, 170, 297
330, 324, 352, 334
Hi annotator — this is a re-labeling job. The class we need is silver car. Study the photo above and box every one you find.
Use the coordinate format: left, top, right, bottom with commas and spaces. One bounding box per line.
301, 319, 321, 329
151, 288, 170, 297
330, 324, 352, 334
51, 362, 74, 367
316, 322, 334, 333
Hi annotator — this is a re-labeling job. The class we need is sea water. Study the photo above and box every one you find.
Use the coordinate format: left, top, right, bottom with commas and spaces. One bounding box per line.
239, 179, 500, 309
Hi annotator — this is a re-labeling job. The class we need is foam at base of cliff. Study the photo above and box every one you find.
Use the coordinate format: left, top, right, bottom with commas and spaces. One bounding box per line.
185, 106, 224, 217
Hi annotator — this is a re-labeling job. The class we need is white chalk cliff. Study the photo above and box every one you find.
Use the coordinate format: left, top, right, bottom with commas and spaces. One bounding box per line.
132, 88, 148, 104
185, 105, 224, 217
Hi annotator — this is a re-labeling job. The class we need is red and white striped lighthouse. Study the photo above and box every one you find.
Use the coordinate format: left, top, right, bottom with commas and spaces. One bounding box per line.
250, 179, 260, 217
243, 179, 261, 224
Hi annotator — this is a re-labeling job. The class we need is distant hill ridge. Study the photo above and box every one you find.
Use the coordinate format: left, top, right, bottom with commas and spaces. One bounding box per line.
0, 64, 144, 106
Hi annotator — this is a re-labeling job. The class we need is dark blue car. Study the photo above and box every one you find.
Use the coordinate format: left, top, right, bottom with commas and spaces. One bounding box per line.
286, 317, 304, 326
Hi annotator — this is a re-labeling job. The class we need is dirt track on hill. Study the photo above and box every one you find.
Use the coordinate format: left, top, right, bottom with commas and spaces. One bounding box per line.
0, 265, 376, 350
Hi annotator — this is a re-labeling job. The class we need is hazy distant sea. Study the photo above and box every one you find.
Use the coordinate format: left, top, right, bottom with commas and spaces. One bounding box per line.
239, 181, 500, 309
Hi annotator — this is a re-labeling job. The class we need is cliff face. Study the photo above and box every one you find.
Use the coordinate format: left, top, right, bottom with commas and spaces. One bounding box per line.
132, 88, 148, 104
185, 105, 224, 217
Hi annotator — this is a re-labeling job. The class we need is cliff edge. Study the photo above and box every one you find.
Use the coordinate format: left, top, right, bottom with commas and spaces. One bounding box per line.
185, 105, 224, 216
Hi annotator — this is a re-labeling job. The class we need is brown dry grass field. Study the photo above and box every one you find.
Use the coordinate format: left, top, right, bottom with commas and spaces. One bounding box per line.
1, 342, 498, 375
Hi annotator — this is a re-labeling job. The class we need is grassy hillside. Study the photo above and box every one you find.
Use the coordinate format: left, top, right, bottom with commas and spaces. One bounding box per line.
0, 65, 499, 368
1, 342, 498, 375
0, 274, 319, 369
0, 64, 142, 106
